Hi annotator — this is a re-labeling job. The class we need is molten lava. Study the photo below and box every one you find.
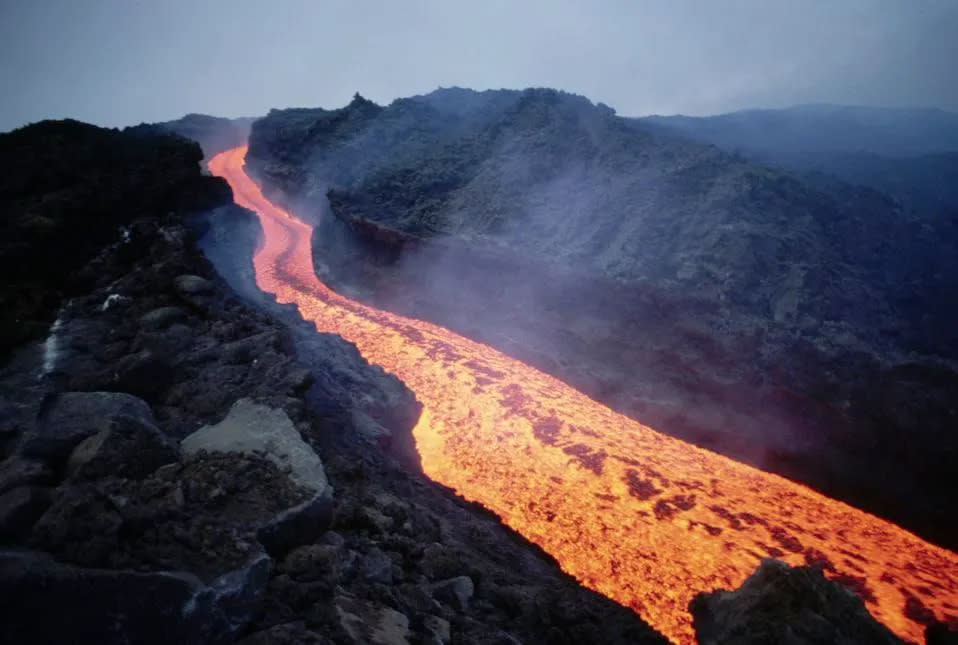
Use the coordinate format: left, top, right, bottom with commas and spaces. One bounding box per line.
209, 146, 957, 644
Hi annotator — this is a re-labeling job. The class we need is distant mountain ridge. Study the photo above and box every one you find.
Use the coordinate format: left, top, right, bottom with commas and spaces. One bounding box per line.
151, 113, 257, 159
641, 104, 958, 158
639, 105, 958, 218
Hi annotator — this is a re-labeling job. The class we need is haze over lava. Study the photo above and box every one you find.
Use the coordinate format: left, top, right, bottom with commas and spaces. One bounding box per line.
209, 145, 958, 644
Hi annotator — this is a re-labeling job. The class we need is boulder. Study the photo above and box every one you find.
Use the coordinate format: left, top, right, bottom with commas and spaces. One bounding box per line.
140, 306, 189, 330
19, 391, 158, 461
256, 489, 334, 555
430, 576, 475, 612
0, 549, 268, 645
182, 399, 333, 553
690, 559, 903, 645
335, 590, 411, 645
66, 418, 178, 480
182, 399, 327, 492
0, 486, 51, 540
174, 274, 214, 295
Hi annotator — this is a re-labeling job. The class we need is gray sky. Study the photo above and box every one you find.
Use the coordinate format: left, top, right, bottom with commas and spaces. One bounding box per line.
2, 0, 956, 132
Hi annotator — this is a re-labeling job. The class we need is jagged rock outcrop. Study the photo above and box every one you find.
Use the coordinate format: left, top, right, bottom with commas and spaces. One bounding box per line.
0, 119, 230, 357
689, 559, 903, 644
19, 391, 167, 464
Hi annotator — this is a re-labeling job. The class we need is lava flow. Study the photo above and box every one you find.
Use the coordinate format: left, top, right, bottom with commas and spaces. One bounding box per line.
209, 146, 957, 644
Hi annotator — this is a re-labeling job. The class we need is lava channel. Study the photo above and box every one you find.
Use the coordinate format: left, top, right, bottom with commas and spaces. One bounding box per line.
209, 145, 958, 644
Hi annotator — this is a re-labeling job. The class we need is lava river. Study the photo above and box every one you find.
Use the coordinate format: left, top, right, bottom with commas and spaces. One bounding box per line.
209, 146, 957, 644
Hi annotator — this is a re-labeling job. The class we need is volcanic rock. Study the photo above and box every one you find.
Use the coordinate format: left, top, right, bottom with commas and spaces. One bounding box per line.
334, 590, 411, 645
140, 306, 189, 329
0, 119, 231, 358
0, 486, 52, 541
689, 558, 903, 644
19, 391, 158, 461
113, 350, 175, 398
419, 542, 464, 581
181, 399, 327, 491
236, 621, 328, 645
257, 491, 334, 556
431, 575, 475, 611
174, 274, 214, 295
281, 543, 343, 582
422, 615, 451, 645
0, 548, 268, 645
208, 552, 273, 633
181, 399, 333, 554
359, 546, 394, 584
65, 414, 178, 480
0, 456, 54, 494
28, 451, 304, 581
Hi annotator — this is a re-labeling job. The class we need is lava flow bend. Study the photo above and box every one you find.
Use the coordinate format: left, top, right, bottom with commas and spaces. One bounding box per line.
209, 146, 957, 644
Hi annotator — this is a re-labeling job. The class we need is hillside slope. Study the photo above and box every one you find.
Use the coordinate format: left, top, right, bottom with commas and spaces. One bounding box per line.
247, 89, 958, 549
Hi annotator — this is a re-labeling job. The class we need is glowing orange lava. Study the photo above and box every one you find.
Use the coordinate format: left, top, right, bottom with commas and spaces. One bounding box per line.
209, 146, 957, 644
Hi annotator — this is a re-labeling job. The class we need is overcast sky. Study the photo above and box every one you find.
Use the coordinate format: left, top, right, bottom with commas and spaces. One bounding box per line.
2, 0, 956, 132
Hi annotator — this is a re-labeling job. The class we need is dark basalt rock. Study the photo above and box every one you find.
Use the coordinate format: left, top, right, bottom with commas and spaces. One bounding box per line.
333, 589, 411, 645
19, 391, 159, 461
257, 490, 335, 556
29, 451, 306, 577
0, 456, 54, 494
65, 413, 178, 480
0, 549, 268, 645
175, 274, 215, 295
0, 119, 231, 359
236, 621, 328, 645
0, 486, 52, 541
112, 350, 176, 399
430, 575, 475, 611
140, 306, 190, 329
689, 559, 903, 645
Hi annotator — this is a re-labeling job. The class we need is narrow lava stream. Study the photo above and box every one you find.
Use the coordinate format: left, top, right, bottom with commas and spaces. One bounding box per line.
209, 146, 957, 644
